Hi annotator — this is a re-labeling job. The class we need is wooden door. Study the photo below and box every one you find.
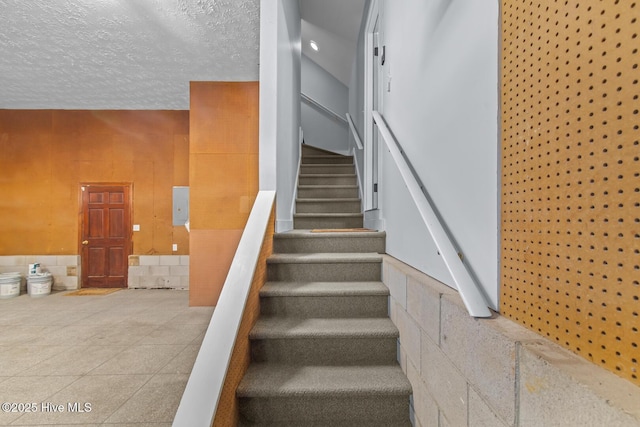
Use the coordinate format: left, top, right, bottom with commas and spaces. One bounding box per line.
80, 185, 131, 288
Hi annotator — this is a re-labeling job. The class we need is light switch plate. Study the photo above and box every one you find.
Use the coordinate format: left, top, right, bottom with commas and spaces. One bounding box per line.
133, 224, 140, 231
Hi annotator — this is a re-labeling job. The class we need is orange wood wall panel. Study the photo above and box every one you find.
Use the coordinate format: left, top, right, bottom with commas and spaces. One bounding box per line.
501, 1, 639, 386
0, 110, 189, 256
212, 207, 274, 427
188, 229, 243, 307
189, 81, 259, 306
190, 83, 259, 155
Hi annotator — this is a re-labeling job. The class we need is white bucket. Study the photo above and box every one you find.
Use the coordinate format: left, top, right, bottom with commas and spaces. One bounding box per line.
27, 273, 53, 298
0, 272, 21, 299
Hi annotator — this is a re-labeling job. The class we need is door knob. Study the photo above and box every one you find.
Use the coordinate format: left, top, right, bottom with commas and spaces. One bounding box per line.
82, 240, 89, 245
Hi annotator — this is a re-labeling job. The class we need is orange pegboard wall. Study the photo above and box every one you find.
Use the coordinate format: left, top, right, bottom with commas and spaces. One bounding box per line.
500, 0, 639, 385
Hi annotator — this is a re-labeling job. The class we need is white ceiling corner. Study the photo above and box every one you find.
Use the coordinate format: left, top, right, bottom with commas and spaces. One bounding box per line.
299, 0, 366, 86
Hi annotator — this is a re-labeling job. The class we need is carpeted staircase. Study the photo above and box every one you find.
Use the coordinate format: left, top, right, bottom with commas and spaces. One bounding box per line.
294, 145, 364, 230
237, 145, 412, 426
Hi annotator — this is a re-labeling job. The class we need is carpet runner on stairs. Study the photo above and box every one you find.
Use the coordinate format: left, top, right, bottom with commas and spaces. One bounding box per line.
236, 145, 412, 426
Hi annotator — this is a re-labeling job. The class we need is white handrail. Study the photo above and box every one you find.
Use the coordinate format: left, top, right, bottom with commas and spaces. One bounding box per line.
371, 111, 491, 318
172, 190, 276, 426
301, 92, 348, 125
346, 113, 364, 150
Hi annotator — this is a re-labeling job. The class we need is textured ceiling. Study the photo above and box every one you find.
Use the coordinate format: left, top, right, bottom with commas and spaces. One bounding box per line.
299, 0, 365, 86
0, 0, 260, 110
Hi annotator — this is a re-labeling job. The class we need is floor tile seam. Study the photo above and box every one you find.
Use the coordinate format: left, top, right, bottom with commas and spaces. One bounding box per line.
102, 372, 191, 425
134, 310, 186, 324
149, 343, 192, 375
82, 343, 190, 377
10, 349, 131, 378
42, 373, 155, 426
99, 372, 160, 425
0, 338, 42, 346
6, 346, 78, 377
157, 343, 199, 375
6, 374, 85, 426
189, 330, 206, 346
74, 344, 132, 377
81, 338, 147, 347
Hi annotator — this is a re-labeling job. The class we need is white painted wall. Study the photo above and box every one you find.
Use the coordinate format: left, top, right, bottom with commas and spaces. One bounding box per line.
259, 0, 278, 191
301, 54, 350, 154
276, 0, 302, 231
348, 3, 369, 196
352, 0, 500, 308
260, 0, 301, 231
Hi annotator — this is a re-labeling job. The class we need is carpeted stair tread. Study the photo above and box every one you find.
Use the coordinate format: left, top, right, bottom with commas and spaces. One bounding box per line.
298, 184, 359, 189
276, 229, 384, 237
237, 365, 411, 398
239, 421, 412, 427
300, 164, 355, 172
294, 213, 363, 218
302, 154, 353, 159
273, 230, 385, 253
302, 155, 354, 164
250, 317, 398, 339
267, 252, 382, 264
296, 197, 361, 202
260, 281, 388, 297
299, 173, 357, 177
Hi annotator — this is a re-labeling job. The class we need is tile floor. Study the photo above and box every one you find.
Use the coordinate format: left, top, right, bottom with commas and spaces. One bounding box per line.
0, 289, 214, 426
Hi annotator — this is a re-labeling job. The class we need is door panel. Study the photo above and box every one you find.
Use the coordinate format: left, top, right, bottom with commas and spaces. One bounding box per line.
109, 209, 125, 237
108, 247, 125, 276
81, 185, 131, 288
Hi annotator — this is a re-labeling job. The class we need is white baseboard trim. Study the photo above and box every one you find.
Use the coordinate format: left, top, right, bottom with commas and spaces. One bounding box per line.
364, 209, 385, 231
276, 220, 294, 233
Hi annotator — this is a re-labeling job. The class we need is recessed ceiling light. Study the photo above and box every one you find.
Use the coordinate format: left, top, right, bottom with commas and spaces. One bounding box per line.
310, 40, 319, 51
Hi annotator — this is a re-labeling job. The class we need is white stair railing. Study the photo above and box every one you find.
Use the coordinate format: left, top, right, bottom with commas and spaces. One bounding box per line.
372, 111, 491, 318
346, 112, 364, 150
301, 92, 348, 125
173, 190, 276, 426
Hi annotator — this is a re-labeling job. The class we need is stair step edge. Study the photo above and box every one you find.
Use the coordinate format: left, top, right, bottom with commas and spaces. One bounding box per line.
294, 213, 363, 218
267, 253, 383, 264
237, 365, 412, 398
300, 165, 355, 168
274, 230, 384, 238
261, 281, 388, 296
302, 156, 350, 159
296, 198, 361, 202
298, 185, 359, 189
250, 318, 399, 339
299, 173, 357, 177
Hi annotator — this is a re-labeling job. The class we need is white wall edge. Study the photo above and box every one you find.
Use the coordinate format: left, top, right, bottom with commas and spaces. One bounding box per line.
276, 220, 294, 233
364, 209, 384, 231
258, 0, 277, 191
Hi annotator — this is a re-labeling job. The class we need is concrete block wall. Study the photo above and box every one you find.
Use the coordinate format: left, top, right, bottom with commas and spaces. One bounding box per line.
128, 255, 189, 289
382, 256, 640, 427
0, 255, 79, 290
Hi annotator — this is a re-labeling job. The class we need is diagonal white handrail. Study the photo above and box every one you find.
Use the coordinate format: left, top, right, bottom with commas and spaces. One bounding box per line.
172, 190, 276, 426
371, 111, 491, 318
301, 92, 348, 125
346, 113, 364, 150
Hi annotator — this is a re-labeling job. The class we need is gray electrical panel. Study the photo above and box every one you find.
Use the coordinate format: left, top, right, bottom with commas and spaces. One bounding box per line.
173, 186, 189, 226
